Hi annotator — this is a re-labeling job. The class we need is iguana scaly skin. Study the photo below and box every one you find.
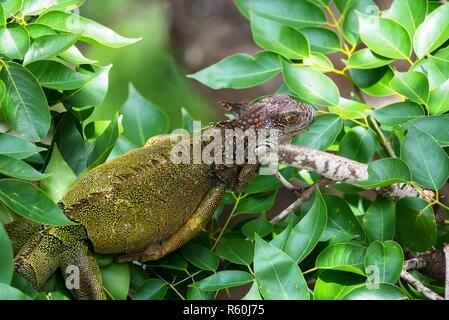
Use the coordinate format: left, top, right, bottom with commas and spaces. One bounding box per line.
6, 95, 314, 300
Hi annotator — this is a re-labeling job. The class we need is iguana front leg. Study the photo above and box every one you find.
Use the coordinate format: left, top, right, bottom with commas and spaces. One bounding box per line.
117, 185, 226, 263
233, 164, 260, 192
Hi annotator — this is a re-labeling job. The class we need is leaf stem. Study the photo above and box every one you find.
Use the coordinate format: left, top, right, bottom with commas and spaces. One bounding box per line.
153, 271, 186, 300
211, 193, 244, 250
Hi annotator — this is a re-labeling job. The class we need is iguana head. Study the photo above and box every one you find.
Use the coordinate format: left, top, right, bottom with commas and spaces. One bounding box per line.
220, 95, 315, 143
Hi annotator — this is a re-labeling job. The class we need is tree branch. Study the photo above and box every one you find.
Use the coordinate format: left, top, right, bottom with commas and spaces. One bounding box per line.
277, 144, 434, 202
444, 244, 449, 300
405, 249, 446, 281
400, 270, 444, 300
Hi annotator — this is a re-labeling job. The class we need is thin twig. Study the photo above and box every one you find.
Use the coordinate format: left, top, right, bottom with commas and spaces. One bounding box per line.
270, 179, 331, 224
444, 244, 449, 300
400, 270, 444, 300
369, 115, 397, 158
268, 164, 297, 191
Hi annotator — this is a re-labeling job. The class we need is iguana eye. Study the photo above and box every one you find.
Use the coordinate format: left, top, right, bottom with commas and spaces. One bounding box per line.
285, 114, 298, 123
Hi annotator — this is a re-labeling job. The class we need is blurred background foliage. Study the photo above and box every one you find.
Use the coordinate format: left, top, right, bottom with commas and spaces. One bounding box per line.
82, 0, 214, 128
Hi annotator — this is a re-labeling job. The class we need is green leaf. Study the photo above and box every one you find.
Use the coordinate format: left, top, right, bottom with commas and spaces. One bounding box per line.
0, 179, 74, 226
428, 1, 443, 13
187, 287, 215, 300
146, 254, 188, 271
26, 60, 91, 90
40, 145, 77, 203
347, 48, 393, 69
2, 0, 22, 17
53, 113, 87, 176
0, 23, 30, 59
338, 126, 376, 163
292, 114, 342, 151
0, 155, 46, 181
188, 51, 281, 90
316, 242, 367, 275
236, 191, 278, 214
414, 3, 449, 58
282, 62, 340, 106
412, 116, 449, 146
396, 197, 437, 252
36, 10, 141, 48
389, 71, 429, 105
50, 0, 85, 11
341, 283, 406, 300
270, 224, 291, 250
0, 133, 45, 160
248, 0, 326, 28
254, 235, 309, 300
364, 240, 403, 284
215, 237, 254, 266
0, 283, 31, 300
22, 0, 58, 15
245, 167, 295, 195
86, 114, 119, 170
322, 195, 365, 243
369, 102, 424, 126
241, 213, 273, 239
302, 52, 334, 72
26, 23, 57, 38
342, 0, 377, 46
358, 13, 411, 60
242, 282, 262, 300
285, 189, 327, 263
0, 223, 13, 284
181, 107, 194, 134
383, 0, 427, 38
329, 98, 372, 120
194, 271, 253, 292
428, 79, 449, 114
250, 13, 309, 59
23, 33, 80, 65
121, 84, 169, 147
60, 45, 98, 65
0, 61, 50, 142
361, 67, 396, 96
181, 243, 219, 272
412, 46, 449, 89
401, 125, 449, 189
350, 66, 390, 88
100, 262, 130, 300
313, 270, 365, 300
299, 27, 340, 54
234, 0, 250, 19
358, 158, 412, 188
66, 65, 111, 108
109, 136, 137, 160
133, 279, 167, 300
334, 0, 358, 13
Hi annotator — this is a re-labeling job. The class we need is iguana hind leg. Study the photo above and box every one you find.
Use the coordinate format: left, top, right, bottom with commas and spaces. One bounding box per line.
14, 225, 106, 300
5, 219, 43, 255
60, 242, 106, 300
117, 185, 226, 263
14, 228, 63, 289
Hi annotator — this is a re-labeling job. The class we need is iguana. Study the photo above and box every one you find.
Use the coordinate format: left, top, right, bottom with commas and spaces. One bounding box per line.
5, 95, 314, 299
